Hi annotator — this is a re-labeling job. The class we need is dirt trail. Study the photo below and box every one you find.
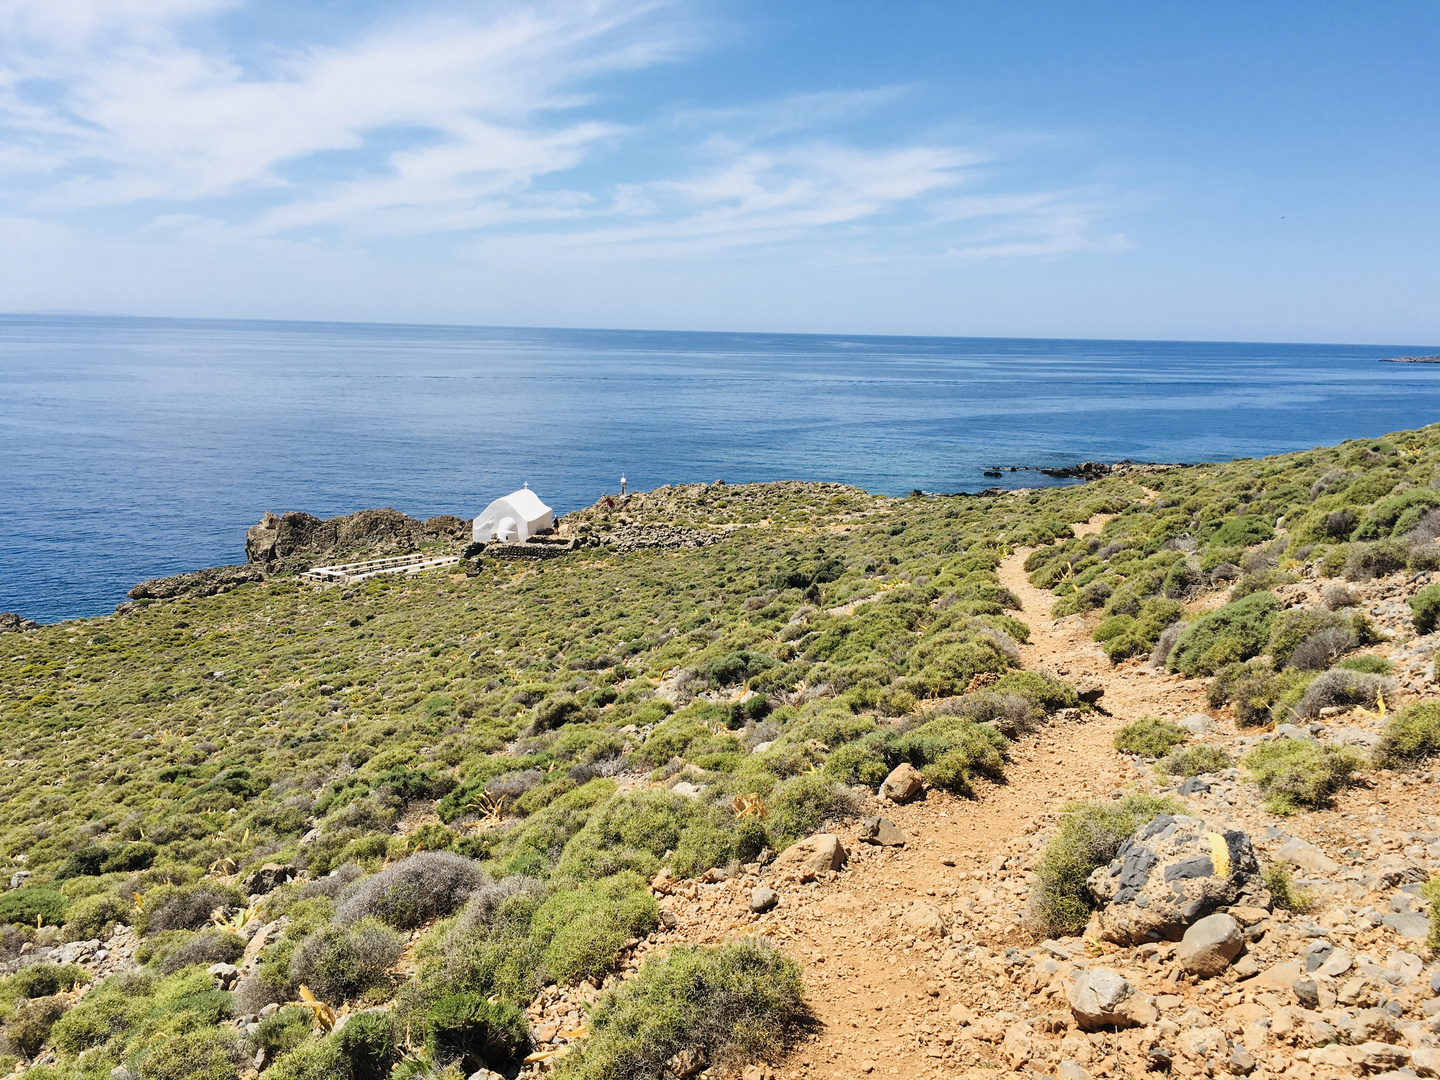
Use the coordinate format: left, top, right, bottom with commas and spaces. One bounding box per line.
736, 517, 1212, 1080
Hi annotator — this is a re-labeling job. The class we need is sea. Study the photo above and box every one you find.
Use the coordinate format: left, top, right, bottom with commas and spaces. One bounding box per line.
4, 314, 1440, 625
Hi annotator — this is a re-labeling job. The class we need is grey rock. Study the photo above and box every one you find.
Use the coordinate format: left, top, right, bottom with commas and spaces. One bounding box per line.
1176, 913, 1243, 976
857, 816, 906, 847
1274, 836, 1339, 874
1380, 911, 1430, 939
880, 762, 925, 803
8, 870, 31, 891
671, 781, 704, 798
1228, 1044, 1257, 1075
659, 910, 678, 929
1178, 776, 1210, 795
1275, 723, 1315, 741
1304, 940, 1334, 971
1087, 815, 1267, 945
242, 863, 296, 896
1055, 1063, 1092, 1080
750, 887, 779, 913
1065, 968, 1153, 1030
0, 613, 37, 634
1329, 727, 1383, 751
1179, 713, 1215, 736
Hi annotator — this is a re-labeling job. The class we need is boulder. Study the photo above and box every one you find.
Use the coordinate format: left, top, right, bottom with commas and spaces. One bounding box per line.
242, 863, 296, 896
1087, 815, 1269, 945
749, 887, 779, 913
0, 613, 37, 634
1178, 713, 1215, 735
880, 763, 925, 803
1065, 968, 1155, 1030
1175, 913, 1244, 976
1274, 837, 1338, 874
857, 816, 906, 847
772, 834, 848, 878
900, 902, 947, 940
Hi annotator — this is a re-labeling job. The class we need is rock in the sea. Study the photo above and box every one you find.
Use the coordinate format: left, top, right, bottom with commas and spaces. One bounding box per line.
1175, 913, 1244, 976
1086, 814, 1268, 945
857, 816, 906, 847
1065, 968, 1155, 1030
749, 887, 779, 913
773, 834, 848, 878
0, 612, 37, 633
880, 763, 925, 803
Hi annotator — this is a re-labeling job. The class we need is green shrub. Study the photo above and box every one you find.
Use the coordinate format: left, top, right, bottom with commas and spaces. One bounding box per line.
531, 872, 658, 986
1422, 874, 1440, 955
140, 884, 245, 935
290, 919, 403, 1004
1262, 864, 1312, 913
62, 892, 130, 941
990, 670, 1080, 712
1292, 668, 1394, 719
1377, 701, 1440, 767
1168, 591, 1278, 677
898, 716, 1008, 796
261, 1038, 344, 1080
1335, 654, 1392, 674
1, 963, 87, 1000
556, 940, 806, 1080
1345, 540, 1408, 581
335, 1009, 398, 1080
1410, 584, 1440, 634
1209, 663, 1313, 726
766, 773, 859, 847
1243, 740, 1366, 813
3, 996, 66, 1059
1267, 608, 1356, 668
426, 993, 528, 1073
1112, 717, 1187, 758
1094, 597, 1184, 662
0, 887, 68, 928
251, 1006, 313, 1067
134, 1026, 241, 1080
1025, 793, 1181, 936
1211, 515, 1275, 546
1158, 744, 1234, 776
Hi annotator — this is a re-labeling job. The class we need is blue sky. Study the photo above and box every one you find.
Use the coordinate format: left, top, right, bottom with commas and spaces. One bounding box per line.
0, 0, 1436, 342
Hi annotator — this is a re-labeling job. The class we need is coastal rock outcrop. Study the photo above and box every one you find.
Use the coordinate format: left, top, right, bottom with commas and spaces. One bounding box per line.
1086, 814, 1268, 944
0, 613, 37, 633
245, 508, 469, 567
128, 563, 265, 601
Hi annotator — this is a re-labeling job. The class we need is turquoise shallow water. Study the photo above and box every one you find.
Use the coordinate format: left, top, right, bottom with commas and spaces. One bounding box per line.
3, 314, 1440, 623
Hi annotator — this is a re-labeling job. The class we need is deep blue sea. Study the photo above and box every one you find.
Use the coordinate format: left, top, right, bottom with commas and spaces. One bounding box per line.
4, 314, 1440, 624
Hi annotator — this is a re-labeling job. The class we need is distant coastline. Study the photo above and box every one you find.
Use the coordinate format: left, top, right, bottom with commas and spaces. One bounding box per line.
1380, 355, 1440, 363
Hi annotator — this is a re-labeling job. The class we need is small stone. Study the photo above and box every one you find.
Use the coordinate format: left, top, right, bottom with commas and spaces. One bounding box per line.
857, 816, 906, 847
880, 762, 925, 802
1274, 837, 1338, 874
1176, 913, 1243, 977
1066, 968, 1147, 1030
1055, 1062, 1092, 1080
860, 1061, 876, 1074
671, 781, 703, 798
749, 887, 779, 913
900, 901, 947, 940
658, 909, 678, 929
1303, 939, 1334, 971
241, 863, 296, 896
1228, 1045, 1257, 1075
772, 834, 848, 877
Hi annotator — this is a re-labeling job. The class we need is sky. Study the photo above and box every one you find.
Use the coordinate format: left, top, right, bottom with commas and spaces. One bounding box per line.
0, 0, 1437, 343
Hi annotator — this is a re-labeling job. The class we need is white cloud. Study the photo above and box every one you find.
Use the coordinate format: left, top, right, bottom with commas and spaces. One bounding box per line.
0, 0, 1124, 273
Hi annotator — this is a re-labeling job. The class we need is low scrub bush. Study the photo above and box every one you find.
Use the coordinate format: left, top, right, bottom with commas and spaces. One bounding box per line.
62, 892, 129, 941
1112, 717, 1187, 758
141, 884, 245, 936
1344, 540, 1407, 581
1243, 740, 1366, 813
1158, 744, 1234, 776
1168, 591, 1278, 677
132, 1026, 242, 1080
1208, 662, 1312, 726
0, 888, 67, 929
250, 1006, 313, 1068
530, 872, 659, 988
1422, 875, 1440, 955
427, 993, 528, 1074
1334, 654, 1392, 674
1093, 598, 1184, 662
4, 994, 67, 1059
1025, 793, 1181, 936
556, 939, 807, 1080
1410, 584, 1440, 635
290, 918, 404, 1004
1292, 668, 1395, 719
335, 852, 483, 929
990, 670, 1080, 712
1377, 701, 1440, 767
1262, 864, 1312, 913
1, 963, 87, 1000
157, 930, 246, 975
766, 773, 859, 847
1150, 623, 1185, 668
1321, 584, 1356, 610
1286, 626, 1357, 671
335, 1009, 399, 1080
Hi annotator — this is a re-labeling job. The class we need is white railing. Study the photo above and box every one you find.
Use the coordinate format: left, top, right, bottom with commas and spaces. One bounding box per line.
300, 552, 462, 584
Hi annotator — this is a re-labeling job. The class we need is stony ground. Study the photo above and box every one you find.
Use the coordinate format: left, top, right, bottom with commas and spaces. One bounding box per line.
618, 518, 1440, 1080
17, 517, 1440, 1080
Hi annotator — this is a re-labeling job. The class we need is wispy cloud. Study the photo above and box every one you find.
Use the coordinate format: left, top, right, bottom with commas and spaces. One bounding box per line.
0, 0, 1124, 265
